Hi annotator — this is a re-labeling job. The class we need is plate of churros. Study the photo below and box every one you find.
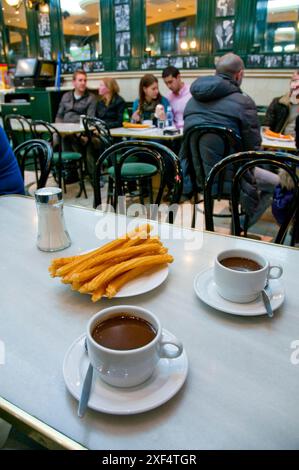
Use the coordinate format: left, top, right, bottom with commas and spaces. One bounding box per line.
49, 224, 173, 301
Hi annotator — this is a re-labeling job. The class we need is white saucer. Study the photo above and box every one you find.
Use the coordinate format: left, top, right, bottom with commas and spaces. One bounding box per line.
63, 332, 188, 415
194, 268, 285, 316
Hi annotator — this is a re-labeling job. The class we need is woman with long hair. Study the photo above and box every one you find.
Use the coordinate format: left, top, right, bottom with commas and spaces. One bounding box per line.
96, 77, 126, 128
132, 74, 169, 123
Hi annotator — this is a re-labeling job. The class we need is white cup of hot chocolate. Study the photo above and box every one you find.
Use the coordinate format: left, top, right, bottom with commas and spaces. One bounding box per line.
214, 249, 283, 303
87, 305, 183, 388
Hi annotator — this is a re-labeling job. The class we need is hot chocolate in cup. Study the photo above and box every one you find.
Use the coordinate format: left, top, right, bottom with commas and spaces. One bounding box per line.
87, 305, 183, 388
214, 249, 283, 303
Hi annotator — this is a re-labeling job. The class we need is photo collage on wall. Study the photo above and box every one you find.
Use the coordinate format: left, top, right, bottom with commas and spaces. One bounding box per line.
214, 0, 235, 51
114, 0, 130, 71
246, 54, 299, 69
38, 12, 52, 60
141, 55, 200, 70
61, 60, 105, 74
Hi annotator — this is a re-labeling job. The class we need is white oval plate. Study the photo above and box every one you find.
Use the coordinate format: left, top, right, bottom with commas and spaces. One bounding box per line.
110, 265, 168, 298
63, 332, 188, 415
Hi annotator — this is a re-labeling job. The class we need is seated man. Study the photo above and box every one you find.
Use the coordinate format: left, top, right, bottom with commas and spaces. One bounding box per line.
162, 66, 191, 129
55, 69, 96, 124
55, 69, 97, 160
0, 125, 25, 196
182, 52, 279, 227
264, 70, 299, 136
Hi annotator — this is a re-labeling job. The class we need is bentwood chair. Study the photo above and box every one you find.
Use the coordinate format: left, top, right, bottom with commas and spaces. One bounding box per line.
182, 125, 242, 228
205, 151, 299, 245
4, 114, 33, 148
3, 114, 41, 185
31, 120, 87, 198
82, 116, 113, 185
93, 140, 183, 224
14, 139, 53, 190
82, 116, 113, 149
83, 116, 161, 204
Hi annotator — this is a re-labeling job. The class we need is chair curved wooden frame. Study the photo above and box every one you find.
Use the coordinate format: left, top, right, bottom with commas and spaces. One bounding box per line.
183, 124, 242, 228
82, 116, 113, 148
3, 114, 40, 184
94, 139, 183, 224
3, 114, 32, 148
31, 120, 87, 197
14, 139, 53, 189
205, 150, 299, 245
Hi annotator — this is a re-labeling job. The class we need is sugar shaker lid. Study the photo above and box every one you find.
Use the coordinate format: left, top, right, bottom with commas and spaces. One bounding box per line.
35, 187, 62, 204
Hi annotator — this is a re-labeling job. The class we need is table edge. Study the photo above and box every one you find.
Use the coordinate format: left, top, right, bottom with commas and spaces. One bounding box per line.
0, 396, 86, 450
1, 194, 298, 252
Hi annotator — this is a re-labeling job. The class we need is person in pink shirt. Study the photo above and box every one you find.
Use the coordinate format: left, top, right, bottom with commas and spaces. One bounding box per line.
162, 66, 191, 129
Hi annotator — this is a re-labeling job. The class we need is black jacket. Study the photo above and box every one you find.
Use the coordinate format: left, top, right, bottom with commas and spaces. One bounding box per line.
56, 90, 97, 123
95, 94, 126, 128
264, 94, 290, 133
182, 73, 261, 215
184, 73, 261, 150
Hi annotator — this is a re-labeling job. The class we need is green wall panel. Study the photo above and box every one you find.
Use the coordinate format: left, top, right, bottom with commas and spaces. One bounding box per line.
1, 0, 299, 72
101, 0, 114, 70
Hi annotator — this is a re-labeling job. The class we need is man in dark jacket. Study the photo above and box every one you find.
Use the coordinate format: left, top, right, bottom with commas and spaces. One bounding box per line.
55, 70, 96, 123
181, 53, 279, 227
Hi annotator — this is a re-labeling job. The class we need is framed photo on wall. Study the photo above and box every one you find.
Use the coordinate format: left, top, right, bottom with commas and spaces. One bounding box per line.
116, 59, 129, 71
38, 12, 51, 36
115, 4, 130, 32
214, 19, 234, 50
40, 38, 51, 60
215, 0, 235, 17
116, 32, 131, 56
246, 54, 264, 67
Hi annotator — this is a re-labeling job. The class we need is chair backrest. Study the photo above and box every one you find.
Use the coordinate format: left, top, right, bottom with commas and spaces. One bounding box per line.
93, 139, 183, 223
205, 150, 299, 245
31, 120, 61, 147
14, 139, 53, 189
183, 124, 242, 196
82, 116, 113, 148
3, 114, 33, 148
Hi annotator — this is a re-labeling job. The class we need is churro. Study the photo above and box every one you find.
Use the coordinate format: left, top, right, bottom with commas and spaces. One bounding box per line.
49, 224, 173, 301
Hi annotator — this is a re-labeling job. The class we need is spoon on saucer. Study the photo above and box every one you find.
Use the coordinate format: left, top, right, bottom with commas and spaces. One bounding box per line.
261, 283, 273, 318
78, 338, 93, 418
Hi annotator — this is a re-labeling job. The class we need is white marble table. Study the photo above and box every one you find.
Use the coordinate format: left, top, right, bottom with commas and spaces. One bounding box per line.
1, 196, 299, 450
110, 126, 183, 141
9, 121, 183, 142
49, 123, 182, 141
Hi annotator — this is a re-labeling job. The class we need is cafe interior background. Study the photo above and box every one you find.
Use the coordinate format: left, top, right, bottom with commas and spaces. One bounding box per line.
0, 0, 299, 105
